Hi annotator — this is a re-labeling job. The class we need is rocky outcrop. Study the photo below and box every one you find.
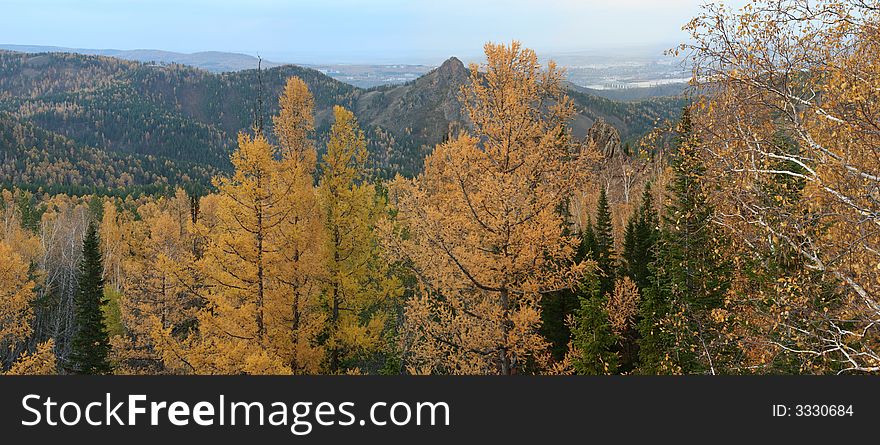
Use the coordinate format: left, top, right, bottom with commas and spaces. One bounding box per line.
585, 118, 622, 158
354, 57, 468, 143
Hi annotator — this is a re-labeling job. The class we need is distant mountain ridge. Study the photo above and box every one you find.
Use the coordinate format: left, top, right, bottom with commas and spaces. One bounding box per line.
0, 44, 280, 73
0, 49, 684, 192
566, 82, 688, 102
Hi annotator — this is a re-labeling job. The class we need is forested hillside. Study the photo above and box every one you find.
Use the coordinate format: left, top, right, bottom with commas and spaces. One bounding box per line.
3, 0, 874, 377
0, 50, 683, 189
0, 111, 216, 194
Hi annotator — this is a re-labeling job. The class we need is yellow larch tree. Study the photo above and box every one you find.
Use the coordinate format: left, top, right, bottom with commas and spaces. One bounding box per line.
99, 199, 127, 291
271, 76, 325, 374
0, 240, 35, 353
318, 105, 401, 374
117, 189, 201, 373
156, 78, 328, 374
6, 339, 57, 375
160, 133, 298, 374
385, 42, 593, 375
606, 276, 640, 338
274, 76, 315, 162
0, 239, 56, 374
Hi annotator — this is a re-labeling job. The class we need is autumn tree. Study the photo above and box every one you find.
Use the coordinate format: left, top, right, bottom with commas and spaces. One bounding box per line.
0, 240, 37, 368
68, 222, 112, 374
154, 78, 328, 374
21, 193, 92, 367
0, 190, 59, 375
273, 77, 325, 374
318, 106, 400, 374
607, 276, 641, 372
6, 340, 57, 375
118, 190, 202, 374
99, 199, 127, 292
158, 134, 304, 374
387, 42, 593, 375
684, 0, 880, 373
274, 76, 315, 162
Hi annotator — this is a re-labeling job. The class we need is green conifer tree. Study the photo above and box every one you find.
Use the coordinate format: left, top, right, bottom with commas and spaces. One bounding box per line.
569, 273, 618, 375
637, 109, 732, 375
580, 217, 597, 261
68, 223, 112, 375
593, 187, 616, 297
539, 200, 587, 361
622, 183, 659, 292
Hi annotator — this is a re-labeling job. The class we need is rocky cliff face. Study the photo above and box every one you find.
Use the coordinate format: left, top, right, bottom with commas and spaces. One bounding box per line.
585, 118, 622, 158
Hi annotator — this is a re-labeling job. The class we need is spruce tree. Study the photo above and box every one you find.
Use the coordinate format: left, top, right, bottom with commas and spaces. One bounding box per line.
580, 217, 597, 261
68, 222, 112, 375
592, 187, 616, 297
616, 186, 659, 373
621, 183, 659, 293
539, 200, 586, 361
637, 109, 731, 375
560, 193, 621, 373
569, 273, 618, 375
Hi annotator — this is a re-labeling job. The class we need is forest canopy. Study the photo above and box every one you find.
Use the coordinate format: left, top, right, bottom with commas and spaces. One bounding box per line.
1, 0, 878, 375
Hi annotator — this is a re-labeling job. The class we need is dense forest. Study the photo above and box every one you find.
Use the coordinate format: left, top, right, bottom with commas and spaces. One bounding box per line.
1, 0, 877, 375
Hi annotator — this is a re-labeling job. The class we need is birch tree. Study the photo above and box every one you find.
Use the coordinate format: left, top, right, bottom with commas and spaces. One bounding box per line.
684, 0, 880, 373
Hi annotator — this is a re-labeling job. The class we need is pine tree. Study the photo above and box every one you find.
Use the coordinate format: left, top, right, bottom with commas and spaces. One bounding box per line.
621, 183, 659, 292
68, 222, 112, 375
592, 187, 616, 297
637, 109, 732, 375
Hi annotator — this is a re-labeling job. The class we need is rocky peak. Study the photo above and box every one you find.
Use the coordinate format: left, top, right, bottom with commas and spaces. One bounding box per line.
436, 57, 467, 79
586, 118, 622, 158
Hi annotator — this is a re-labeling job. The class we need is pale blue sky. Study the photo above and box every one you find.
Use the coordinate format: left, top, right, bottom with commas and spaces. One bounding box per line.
0, 0, 732, 63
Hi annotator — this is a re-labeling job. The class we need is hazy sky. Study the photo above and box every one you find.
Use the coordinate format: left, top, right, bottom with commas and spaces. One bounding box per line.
0, 0, 732, 63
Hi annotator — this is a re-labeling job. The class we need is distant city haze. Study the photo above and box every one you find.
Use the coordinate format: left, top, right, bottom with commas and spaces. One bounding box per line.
0, 0, 746, 64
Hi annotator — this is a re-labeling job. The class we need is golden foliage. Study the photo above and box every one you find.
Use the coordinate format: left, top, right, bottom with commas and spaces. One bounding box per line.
386, 42, 595, 374
116, 190, 201, 373
319, 106, 401, 373
169, 132, 322, 374
274, 76, 316, 163
685, 0, 880, 373
0, 240, 35, 346
607, 276, 640, 337
152, 79, 329, 375
6, 340, 56, 375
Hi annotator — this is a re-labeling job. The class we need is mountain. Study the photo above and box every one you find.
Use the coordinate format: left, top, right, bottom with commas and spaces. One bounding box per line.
0, 44, 280, 73
0, 50, 684, 192
357, 57, 468, 141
